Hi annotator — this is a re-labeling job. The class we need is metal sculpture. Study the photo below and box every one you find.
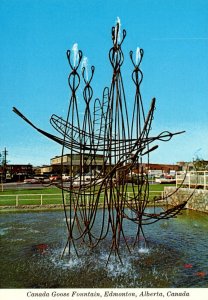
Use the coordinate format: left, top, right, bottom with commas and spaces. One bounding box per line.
13, 21, 190, 264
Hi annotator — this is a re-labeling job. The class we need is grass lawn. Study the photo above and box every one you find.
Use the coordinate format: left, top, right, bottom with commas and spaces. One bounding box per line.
0, 183, 175, 207
0, 186, 60, 195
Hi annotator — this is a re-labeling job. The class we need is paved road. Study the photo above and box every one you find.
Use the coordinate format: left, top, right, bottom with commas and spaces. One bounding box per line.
1, 182, 55, 191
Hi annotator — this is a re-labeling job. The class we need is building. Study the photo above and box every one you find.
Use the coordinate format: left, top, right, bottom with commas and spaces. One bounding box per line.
133, 163, 181, 176
0, 164, 34, 182
37, 153, 184, 178
145, 163, 181, 174
38, 153, 105, 176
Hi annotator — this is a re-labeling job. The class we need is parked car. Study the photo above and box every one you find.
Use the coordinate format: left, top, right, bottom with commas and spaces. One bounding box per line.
155, 174, 176, 184
23, 178, 39, 184
42, 178, 50, 183
33, 176, 50, 184
62, 174, 71, 181
49, 175, 61, 182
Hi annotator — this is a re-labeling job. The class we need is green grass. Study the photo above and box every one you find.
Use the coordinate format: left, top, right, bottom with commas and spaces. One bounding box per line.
0, 186, 62, 206
0, 183, 175, 207
149, 183, 174, 191
0, 186, 60, 195
0, 183, 174, 195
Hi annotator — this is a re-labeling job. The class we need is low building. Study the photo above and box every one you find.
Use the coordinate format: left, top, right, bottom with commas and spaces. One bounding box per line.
39, 153, 105, 176
133, 163, 181, 175
38, 155, 183, 179
0, 164, 34, 181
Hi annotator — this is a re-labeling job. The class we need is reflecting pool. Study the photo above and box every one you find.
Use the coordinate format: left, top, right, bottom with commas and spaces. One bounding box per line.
0, 208, 208, 288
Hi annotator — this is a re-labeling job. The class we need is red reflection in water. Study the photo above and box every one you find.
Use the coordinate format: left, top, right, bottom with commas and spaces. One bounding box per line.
195, 272, 206, 277
32, 243, 49, 254
184, 264, 193, 269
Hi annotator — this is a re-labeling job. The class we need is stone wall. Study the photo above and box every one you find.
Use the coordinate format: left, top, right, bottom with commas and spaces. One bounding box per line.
164, 187, 208, 214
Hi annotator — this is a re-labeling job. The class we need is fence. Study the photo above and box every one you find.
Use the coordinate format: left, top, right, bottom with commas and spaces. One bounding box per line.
0, 191, 163, 207
0, 194, 64, 207
176, 171, 208, 190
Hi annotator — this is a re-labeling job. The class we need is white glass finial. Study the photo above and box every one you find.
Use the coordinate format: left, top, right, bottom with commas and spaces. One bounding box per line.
136, 47, 141, 65
115, 16, 121, 43
81, 56, 88, 81
72, 43, 79, 67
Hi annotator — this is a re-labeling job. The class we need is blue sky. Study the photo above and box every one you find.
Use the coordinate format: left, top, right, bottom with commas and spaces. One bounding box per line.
0, 0, 208, 166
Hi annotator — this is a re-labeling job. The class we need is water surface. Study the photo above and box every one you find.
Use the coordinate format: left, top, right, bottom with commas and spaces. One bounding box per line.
0, 208, 208, 288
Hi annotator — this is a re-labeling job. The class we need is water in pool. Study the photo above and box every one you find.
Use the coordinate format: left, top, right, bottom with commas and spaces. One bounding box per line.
0, 208, 207, 288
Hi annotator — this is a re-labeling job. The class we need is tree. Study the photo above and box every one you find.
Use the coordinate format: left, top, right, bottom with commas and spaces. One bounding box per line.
193, 156, 208, 170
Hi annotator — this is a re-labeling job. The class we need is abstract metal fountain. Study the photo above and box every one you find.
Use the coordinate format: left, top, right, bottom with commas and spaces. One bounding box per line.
13, 21, 189, 264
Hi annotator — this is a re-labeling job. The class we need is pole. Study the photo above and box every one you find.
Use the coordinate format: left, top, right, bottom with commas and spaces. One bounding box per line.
1, 175, 3, 192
